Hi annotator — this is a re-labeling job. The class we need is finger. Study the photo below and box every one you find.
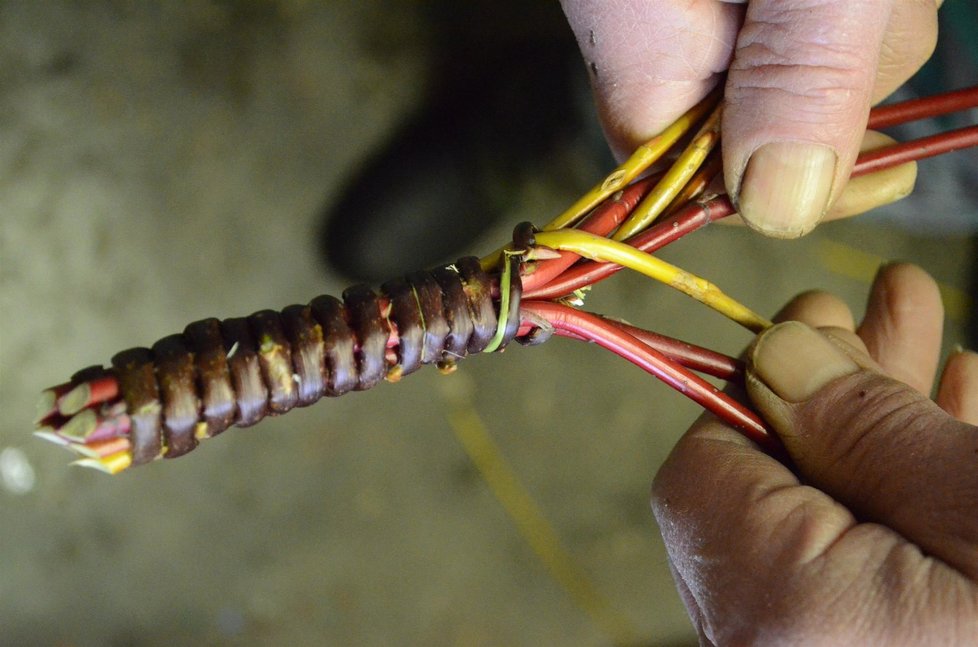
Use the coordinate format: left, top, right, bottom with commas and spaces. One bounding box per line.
856, 263, 944, 395
937, 349, 978, 425
664, 559, 713, 646
747, 321, 978, 579
560, 0, 743, 159
872, 0, 939, 103
768, 288, 870, 360
720, 0, 938, 104
723, 0, 893, 238
773, 290, 855, 329
718, 130, 918, 227
653, 408, 971, 643
825, 130, 917, 221
652, 413, 860, 644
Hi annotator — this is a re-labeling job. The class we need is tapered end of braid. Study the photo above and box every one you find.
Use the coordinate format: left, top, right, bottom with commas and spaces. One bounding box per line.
33, 256, 525, 475
35, 371, 133, 475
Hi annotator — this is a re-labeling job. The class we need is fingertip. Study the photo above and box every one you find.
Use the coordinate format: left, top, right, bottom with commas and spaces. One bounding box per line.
720, 1, 890, 237
750, 321, 860, 404
936, 348, 978, 425
858, 262, 944, 395
825, 131, 918, 221
773, 290, 855, 330
869, 262, 942, 305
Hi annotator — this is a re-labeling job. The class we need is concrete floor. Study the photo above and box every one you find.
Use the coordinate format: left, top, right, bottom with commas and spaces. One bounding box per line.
1, 3, 975, 646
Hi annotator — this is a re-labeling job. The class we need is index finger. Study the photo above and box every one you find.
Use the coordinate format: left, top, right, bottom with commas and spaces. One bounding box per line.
560, 0, 743, 158
651, 412, 859, 640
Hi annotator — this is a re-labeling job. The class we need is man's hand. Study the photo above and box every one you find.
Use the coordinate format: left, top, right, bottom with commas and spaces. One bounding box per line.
651, 263, 978, 644
561, 0, 939, 237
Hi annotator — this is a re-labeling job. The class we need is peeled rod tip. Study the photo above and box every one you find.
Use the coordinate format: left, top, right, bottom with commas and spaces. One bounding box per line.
57, 375, 120, 416
33, 430, 71, 447
34, 390, 59, 424
58, 409, 99, 441
34, 431, 101, 458
57, 383, 93, 416
70, 450, 131, 475
70, 458, 115, 474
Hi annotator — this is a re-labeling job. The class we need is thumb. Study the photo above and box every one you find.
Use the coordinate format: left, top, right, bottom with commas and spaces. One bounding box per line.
746, 321, 978, 579
723, 0, 893, 237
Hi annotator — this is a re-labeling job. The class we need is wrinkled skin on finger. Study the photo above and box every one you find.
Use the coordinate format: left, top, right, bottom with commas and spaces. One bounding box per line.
561, 0, 939, 237
652, 264, 978, 645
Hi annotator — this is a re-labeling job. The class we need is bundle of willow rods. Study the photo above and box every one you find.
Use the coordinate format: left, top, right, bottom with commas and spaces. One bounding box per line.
35, 257, 522, 472
34, 84, 978, 474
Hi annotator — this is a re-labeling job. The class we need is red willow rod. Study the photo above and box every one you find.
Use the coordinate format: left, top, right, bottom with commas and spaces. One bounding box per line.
518, 301, 778, 452
599, 318, 743, 381
851, 125, 978, 177
867, 85, 978, 130
529, 313, 743, 381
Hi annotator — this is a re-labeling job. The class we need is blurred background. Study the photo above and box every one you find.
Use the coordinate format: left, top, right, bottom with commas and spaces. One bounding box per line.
1, 2, 975, 646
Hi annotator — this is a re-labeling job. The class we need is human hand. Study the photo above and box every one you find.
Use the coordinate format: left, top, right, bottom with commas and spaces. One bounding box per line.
560, 1, 940, 237
652, 263, 978, 644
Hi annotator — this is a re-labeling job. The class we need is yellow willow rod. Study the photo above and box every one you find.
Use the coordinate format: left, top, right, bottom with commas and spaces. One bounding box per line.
533, 230, 773, 333
612, 105, 722, 241
542, 88, 721, 232
661, 149, 723, 218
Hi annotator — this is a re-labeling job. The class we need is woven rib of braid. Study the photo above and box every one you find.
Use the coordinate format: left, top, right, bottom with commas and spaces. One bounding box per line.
107, 257, 519, 465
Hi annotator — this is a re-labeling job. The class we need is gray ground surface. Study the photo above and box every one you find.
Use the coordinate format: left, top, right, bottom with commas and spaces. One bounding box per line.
1, 3, 975, 646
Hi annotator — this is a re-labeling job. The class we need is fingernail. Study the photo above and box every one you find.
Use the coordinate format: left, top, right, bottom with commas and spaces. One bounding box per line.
738, 142, 837, 238
751, 322, 858, 402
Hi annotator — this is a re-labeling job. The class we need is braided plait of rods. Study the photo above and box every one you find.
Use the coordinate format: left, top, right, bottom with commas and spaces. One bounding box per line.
35, 85, 978, 473
38, 255, 524, 470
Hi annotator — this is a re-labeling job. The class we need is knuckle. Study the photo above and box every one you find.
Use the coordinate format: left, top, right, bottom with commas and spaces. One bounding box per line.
727, 7, 879, 114
809, 374, 934, 470
729, 49, 872, 109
